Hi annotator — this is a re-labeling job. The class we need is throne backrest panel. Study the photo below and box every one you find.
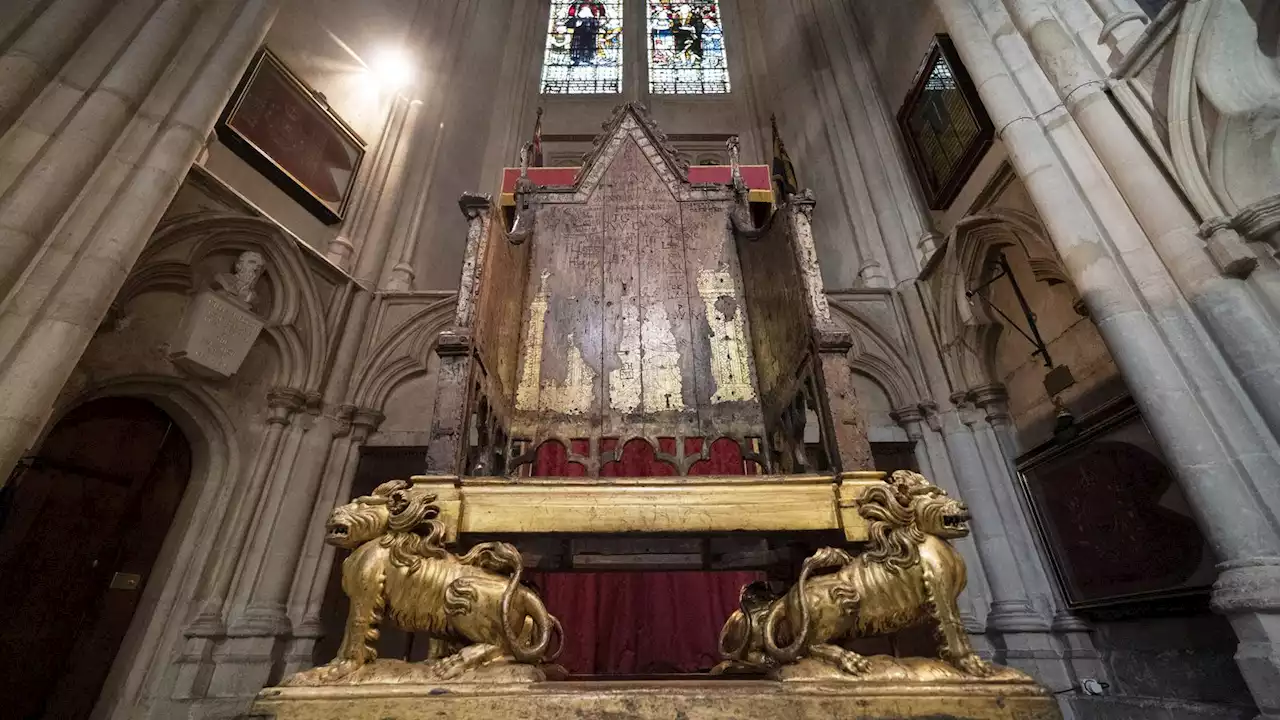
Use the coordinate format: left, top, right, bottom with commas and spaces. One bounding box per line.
510, 133, 764, 449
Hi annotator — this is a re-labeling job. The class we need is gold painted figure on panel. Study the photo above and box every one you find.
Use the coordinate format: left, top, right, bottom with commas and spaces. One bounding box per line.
283, 480, 562, 686
717, 470, 1027, 683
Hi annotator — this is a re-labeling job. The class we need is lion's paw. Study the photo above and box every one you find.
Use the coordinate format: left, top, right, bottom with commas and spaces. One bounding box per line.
837, 653, 871, 676
281, 660, 362, 687
954, 653, 996, 677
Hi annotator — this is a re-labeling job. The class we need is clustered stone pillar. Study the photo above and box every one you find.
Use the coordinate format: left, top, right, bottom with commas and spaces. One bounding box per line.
0, 0, 284, 487
933, 0, 1280, 713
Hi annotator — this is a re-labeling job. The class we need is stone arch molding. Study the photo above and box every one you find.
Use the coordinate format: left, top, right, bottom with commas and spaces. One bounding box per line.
1170, 0, 1280, 219
119, 212, 335, 392
349, 293, 457, 413
45, 374, 242, 720
827, 299, 920, 411
936, 209, 1079, 391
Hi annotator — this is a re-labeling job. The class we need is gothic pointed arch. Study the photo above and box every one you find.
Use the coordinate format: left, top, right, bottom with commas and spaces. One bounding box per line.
826, 298, 921, 410
349, 293, 458, 412
44, 373, 242, 720
935, 208, 1078, 390
122, 212, 343, 393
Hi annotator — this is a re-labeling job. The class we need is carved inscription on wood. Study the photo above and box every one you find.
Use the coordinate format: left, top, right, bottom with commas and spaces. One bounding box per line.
511, 136, 762, 441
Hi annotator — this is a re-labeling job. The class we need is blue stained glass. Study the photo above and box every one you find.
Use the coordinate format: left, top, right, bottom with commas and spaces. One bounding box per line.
647, 1, 731, 94
541, 1, 625, 94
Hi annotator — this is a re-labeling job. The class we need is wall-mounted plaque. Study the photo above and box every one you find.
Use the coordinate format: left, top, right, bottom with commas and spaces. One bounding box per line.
1016, 398, 1215, 612
168, 291, 265, 379
216, 48, 365, 225
897, 35, 993, 211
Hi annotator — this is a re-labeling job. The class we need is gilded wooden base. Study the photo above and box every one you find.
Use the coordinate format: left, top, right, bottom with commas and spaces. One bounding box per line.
248, 675, 1062, 720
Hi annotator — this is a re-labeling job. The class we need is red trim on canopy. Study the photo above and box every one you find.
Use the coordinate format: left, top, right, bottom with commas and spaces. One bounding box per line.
501, 165, 773, 197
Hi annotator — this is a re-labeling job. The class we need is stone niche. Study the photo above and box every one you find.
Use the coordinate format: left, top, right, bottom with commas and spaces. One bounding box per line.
168, 290, 265, 378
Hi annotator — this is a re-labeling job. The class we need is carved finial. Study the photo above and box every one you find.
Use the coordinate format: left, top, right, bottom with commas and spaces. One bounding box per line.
727, 135, 745, 193
214, 250, 266, 308
518, 142, 532, 178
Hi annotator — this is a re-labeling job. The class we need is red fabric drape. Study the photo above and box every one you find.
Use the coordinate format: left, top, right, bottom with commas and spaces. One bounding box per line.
529, 569, 761, 674
528, 437, 760, 675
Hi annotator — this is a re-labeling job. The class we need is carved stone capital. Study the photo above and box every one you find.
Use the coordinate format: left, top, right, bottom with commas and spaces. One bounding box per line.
1230, 194, 1280, 246
1211, 557, 1280, 615
815, 328, 854, 354
1200, 221, 1258, 279
920, 402, 943, 433
950, 393, 987, 428
332, 404, 358, 438
890, 405, 925, 426
435, 329, 472, 357
789, 188, 816, 219
267, 387, 308, 424
458, 192, 492, 221
969, 383, 1008, 409
351, 408, 386, 442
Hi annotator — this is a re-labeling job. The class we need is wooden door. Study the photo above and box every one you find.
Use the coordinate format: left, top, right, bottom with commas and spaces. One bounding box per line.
0, 398, 192, 719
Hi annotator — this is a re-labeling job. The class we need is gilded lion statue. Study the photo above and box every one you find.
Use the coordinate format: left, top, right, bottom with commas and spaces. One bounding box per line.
717, 471, 993, 678
284, 479, 562, 686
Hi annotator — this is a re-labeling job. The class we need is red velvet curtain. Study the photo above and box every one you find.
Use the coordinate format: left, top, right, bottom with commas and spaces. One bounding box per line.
528, 437, 762, 675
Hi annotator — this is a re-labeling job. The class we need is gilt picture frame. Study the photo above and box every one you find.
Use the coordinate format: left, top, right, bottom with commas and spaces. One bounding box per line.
216, 48, 365, 225
1015, 398, 1215, 613
897, 35, 993, 211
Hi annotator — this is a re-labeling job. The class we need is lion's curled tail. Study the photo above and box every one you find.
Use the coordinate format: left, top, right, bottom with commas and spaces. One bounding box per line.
462, 541, 560, 664
763, 547, 852, 663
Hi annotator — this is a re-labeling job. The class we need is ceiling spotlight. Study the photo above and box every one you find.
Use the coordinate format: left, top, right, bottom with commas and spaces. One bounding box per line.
371, 46, 414, 90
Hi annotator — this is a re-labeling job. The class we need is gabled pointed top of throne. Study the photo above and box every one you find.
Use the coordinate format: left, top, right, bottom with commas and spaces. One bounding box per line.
529, 102, 734, 205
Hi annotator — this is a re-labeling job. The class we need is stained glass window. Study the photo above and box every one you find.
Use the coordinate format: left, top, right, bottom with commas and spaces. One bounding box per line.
541, 1, 624, 94
647, 1, 731, 94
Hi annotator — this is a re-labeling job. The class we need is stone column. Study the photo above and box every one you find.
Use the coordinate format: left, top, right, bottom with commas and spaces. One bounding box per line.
382, 100, 435, 292
968, 385, 1055, 609
325, 94, 415, 271
935, 0, 1280, 712
0, 0, 283, 485
175, 387, 305, 702
1001, 0, 1280, 447
283, 407, 383, 677
938, 398, 1046, 633
185, 388, 307, 636
891, 405, 936, 478
0, 0, 202, 295
0, 0, 112, 134
323, 100, 404, 270
1080, 0, 1149, 53
895, 403, 990, 636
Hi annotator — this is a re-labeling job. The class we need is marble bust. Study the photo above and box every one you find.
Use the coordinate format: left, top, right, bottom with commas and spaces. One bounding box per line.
215, 250, 266, 307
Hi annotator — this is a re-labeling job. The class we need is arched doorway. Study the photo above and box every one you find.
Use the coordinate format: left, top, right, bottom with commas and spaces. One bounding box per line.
0, 397, 192, 719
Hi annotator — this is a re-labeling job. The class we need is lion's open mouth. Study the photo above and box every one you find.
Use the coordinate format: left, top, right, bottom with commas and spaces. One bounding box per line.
326, 523, 350, 539
943, 512, 971, 529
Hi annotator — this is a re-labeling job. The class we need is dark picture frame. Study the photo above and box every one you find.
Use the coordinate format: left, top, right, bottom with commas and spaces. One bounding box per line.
1015, 398, 1215, 613
216, 48, 365, 225
897, 35, 994, 211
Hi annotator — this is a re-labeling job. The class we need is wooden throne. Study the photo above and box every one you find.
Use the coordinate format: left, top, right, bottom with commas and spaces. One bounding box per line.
415, 103, 883, 544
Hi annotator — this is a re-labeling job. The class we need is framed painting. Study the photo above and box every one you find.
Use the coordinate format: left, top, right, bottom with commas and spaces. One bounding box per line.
216, 48, 365, 225
897, 35, 993, 210
1015, 398, 1215, 613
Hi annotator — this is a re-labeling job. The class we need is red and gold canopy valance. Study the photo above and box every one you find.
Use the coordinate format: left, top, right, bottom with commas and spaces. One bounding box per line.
500, 165, 774, 205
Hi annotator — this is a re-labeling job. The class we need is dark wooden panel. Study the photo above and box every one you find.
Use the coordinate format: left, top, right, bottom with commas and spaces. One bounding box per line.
737, 216, 811, 417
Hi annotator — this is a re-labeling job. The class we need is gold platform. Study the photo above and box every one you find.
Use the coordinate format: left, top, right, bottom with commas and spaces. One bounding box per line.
415, 471, 886, 542
249, 676, 1061, 720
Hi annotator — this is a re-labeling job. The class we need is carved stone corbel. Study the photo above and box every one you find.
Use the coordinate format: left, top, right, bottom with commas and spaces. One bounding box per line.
267, 387, 308, 425
1200, 217, 1259, 278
